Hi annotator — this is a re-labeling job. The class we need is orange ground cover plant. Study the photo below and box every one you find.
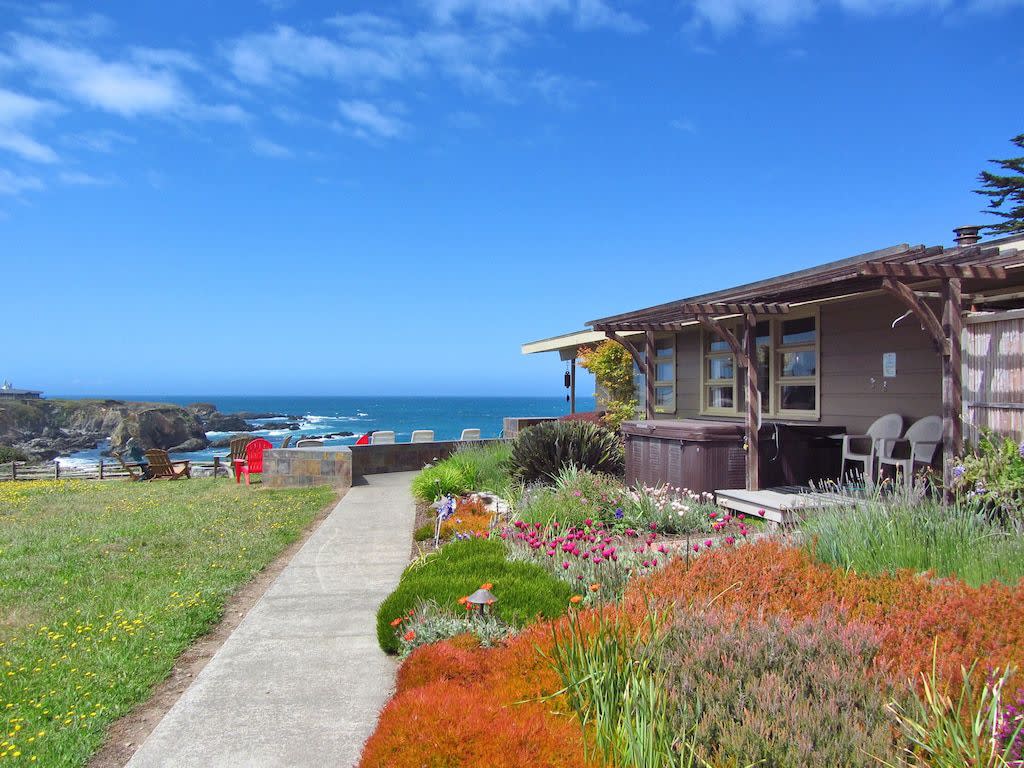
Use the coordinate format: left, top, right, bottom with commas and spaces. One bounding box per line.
628, 540, 1024, 695
439, 497, 494, 540
359, 616, 601, 768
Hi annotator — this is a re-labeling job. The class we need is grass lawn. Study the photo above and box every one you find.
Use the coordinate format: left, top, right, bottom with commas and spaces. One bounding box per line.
0, 478, 335, 766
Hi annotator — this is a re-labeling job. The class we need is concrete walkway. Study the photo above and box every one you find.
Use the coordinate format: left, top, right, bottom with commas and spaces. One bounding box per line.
127, 472, 416, 768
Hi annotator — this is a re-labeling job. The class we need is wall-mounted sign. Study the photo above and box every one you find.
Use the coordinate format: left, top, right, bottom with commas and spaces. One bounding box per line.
882, 352, 897, 378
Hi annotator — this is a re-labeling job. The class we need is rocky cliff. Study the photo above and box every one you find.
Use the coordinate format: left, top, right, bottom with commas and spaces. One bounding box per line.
0, 399, 210, 460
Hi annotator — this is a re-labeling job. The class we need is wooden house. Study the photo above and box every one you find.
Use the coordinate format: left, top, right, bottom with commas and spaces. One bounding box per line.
523, 228, 1024, 514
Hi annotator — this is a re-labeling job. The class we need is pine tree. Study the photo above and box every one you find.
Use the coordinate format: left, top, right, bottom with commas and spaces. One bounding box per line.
975, 133, 1024, 235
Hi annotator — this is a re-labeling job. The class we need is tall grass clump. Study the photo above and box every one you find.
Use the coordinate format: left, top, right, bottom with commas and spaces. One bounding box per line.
804, 498, 1024, 587
375, 538, 571, 654
411, 442, 515, 503
885, 650, 1024, 768
544, 608, 703, 767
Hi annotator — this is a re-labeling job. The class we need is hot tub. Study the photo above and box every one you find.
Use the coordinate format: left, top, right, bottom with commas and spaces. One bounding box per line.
621, 419, 842, 493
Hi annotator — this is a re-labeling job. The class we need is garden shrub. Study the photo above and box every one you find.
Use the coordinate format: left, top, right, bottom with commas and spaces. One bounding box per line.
375, 538, 572, 654
953, 432, 1024, 523
631, 540, 1024, 697
510, 420, 624, 484
0, 445, 27, 464
803, 498, 1024, 587
658, 609, 902, 767
576, 339, 638, 431
517, 468, 627, 529
410, 443, 514, 503
393, 599, 514, 657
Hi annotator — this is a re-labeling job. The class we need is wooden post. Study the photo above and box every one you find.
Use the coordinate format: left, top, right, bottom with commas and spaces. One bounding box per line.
98, 460, 104, 480
644, 330, 656, 420
10, 462, 15, 481
54, 461, 59, 480
744, 313, 760, 491
941, 278, 964, 492
214, 456, 221, 478
569, 357, 577, 415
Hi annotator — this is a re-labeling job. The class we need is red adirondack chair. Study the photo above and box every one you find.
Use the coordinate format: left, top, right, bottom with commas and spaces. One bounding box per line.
235, 438, 272, 485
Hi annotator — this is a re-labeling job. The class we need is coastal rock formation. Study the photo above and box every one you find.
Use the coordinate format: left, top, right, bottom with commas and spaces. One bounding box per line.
0, 399, 211, 460
108, 407, 208, 453
202, 412, 253, 432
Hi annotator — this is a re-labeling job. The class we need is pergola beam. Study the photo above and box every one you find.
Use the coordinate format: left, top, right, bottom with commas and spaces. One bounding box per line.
880, 278, 946, 354
861, 261, 1008, 280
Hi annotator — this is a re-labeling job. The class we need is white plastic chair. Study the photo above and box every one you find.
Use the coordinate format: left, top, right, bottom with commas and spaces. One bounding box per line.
410, 430, 434, 443
877, 415, 942, 490
371, 431, 395, 445
459, 428, 481, 441
840, 413, 903, 485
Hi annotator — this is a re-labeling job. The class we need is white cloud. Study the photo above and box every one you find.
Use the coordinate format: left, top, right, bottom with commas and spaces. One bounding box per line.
61, 129, 134, 153
575, 0, 647, 32
23, 11, 113, 39
251, 136, 293, 157
224, 25, 415, 87
11, 35, 188, 116
422, 0, 573, 24
0, 132, 58, 163
59, 170, 113, 186
0, 169, 44, 195
0, 88, 60, 163
670, 117, 697, 133
336, 99, 408, 140
10, 36, 246, 124
684, 0, 980, 31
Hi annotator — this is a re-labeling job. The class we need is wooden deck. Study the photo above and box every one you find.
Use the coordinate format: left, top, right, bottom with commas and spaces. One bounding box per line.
715, 486, 856, 525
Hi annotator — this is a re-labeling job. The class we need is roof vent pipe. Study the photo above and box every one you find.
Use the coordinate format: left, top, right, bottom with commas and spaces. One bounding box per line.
953, 225, 982, 247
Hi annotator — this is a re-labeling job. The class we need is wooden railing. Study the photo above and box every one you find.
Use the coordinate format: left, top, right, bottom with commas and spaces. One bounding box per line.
0, 458, 229, 482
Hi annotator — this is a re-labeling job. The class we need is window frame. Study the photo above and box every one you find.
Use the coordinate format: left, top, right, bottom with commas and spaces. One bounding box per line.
699, 308, 820, 420
652, 334, 676, 414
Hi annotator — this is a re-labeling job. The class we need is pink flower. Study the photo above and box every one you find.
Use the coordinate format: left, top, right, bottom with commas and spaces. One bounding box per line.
725, 536, 735, 545
692, 544, 700, 552
704, 540, 713, 549
562, 561, 570, 569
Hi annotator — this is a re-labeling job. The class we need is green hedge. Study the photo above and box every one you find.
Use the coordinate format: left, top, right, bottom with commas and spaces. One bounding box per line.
375, 538, 572, 654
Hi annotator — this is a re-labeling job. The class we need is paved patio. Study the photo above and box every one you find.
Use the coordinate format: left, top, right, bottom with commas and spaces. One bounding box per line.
126, 472, 416, 768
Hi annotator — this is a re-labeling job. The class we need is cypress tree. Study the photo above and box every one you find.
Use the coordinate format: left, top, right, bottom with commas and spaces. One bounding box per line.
975, 133, 1024, 235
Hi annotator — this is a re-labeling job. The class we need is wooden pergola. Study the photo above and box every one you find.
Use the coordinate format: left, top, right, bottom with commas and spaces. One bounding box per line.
591, 240, 1023, 491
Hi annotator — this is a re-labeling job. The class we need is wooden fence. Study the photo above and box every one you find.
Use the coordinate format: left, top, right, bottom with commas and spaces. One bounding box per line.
963, 308, 1024, 442
0, 458, 228, 482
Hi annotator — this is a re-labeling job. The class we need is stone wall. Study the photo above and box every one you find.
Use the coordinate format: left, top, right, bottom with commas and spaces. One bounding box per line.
262, 446, 352, 490
349, 439, 505, 477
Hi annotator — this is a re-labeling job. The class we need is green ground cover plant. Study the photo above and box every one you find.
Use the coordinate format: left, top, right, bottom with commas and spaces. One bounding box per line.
803, 497, 1024, 587
0, 478, 335, 766
510, 421, 624, 484
410, 442, 514, 503
375, 538, 571, 655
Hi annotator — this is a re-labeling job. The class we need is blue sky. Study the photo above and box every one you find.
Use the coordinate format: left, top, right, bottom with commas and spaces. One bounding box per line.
1, 0, 1021, 397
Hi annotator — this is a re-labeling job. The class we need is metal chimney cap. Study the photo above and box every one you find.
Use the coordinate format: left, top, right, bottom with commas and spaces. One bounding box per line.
953, 225, 982, 246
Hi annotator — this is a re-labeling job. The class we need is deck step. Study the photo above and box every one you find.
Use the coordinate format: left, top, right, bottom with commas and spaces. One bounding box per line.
714, 488, 855, 525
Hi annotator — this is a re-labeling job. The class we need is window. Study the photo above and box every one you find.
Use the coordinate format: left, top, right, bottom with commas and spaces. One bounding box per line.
703, 333, 736, 414
633, 337, 676, 414
776, 315, 818, 415
700, 311, 819, 419
653, 336, 675, 413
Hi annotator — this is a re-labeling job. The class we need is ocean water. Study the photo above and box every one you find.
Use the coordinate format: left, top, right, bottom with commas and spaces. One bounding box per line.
62, 395, 596, 464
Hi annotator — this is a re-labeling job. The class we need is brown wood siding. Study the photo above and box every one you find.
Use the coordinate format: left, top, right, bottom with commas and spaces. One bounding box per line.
820, 294, 941, 434
651, 293, 944, 434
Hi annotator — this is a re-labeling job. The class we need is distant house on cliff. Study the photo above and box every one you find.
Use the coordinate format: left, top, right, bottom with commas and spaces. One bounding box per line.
0, 381, 43, 400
